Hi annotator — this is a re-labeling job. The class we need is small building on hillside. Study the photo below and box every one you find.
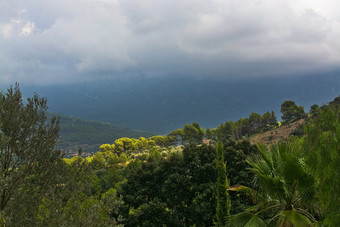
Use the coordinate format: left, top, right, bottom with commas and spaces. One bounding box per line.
202, 139, 211, 145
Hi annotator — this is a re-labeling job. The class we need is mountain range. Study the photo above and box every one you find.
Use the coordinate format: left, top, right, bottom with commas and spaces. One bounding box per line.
6, 71, 340, 134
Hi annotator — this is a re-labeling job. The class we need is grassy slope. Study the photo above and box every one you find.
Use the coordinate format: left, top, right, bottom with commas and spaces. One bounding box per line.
250, 119, 305, 145
49, 113, 154, 156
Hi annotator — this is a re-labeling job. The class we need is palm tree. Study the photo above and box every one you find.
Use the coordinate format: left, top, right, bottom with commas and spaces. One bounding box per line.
229, 141, 320, 226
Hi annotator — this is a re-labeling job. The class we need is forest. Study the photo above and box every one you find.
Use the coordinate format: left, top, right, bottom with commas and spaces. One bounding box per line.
0, 84, 340, 226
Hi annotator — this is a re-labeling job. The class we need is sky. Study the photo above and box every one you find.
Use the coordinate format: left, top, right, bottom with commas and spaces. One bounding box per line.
1, 0, 339, 85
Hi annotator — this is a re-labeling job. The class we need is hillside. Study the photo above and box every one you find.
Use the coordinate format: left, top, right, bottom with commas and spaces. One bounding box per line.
250, 119, 305, 145
19, 72, 340, 133
1, 84, 340, 226
49, 113, 154, 157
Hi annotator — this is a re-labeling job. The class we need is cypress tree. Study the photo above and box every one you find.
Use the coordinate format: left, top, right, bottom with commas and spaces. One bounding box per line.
216, 141, 231, 226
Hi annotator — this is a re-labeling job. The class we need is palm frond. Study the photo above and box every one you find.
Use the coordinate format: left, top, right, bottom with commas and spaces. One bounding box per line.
233, 141, 319, 227
277, 209, 313, 227
256, 143, 273, 170
228, 184, 263, 204
232, 212, 267, 227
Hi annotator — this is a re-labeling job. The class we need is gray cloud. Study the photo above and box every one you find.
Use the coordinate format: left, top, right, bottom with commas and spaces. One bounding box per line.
0, 0, 339, 85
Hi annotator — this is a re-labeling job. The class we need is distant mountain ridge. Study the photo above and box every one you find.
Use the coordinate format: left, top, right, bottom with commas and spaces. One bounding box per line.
10, 71, 340, 134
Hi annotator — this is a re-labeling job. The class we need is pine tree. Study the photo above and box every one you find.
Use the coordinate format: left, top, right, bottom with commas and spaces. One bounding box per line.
216, 141, 231, 226
0, 84, 61, 216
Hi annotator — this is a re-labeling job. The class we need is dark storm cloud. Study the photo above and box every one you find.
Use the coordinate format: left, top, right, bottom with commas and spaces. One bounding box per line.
0, 0, 339, 85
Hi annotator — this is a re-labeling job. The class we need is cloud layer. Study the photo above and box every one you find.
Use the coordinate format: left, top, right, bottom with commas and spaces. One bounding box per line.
1, 0, 339, 85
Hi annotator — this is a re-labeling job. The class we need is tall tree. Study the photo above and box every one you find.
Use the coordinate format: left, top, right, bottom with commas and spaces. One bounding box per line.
280, 100, 306, 123
304, 105, 340, 225
262, 111, 277, 130
215, 121, 235, 142
224, 140, 257, 214
168, 128, 184, 145
216, 141, 231, 226
0, 84, 62, 221
182, 122, 205, 145
249, 112, 262, 133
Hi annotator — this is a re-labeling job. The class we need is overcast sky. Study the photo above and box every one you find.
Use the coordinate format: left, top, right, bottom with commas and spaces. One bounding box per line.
1, 0, 339, 85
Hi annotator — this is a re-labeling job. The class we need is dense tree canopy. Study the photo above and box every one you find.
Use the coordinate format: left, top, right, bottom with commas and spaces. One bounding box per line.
121, 144, 217, 226
304, 104, 340, 225
211, 111, 277, 142
168, 122, 205, 145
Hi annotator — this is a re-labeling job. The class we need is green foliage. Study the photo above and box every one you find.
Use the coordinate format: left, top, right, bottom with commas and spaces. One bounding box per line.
147, 147, 163, 162
126, 199, 176, 226
216, 121, 235, 142
88, 151, 106, 170
206, 128, 215, 140
0, 215, 4, 227
216, 142, 231, 226
309, 104, 320, 119
262, 111, 278, 130
304, 105, 340, 226
137, 137, 149, 151
53, 113, 153, 156
121, 145, 217, 226
0, 84, 129, 226
290, 123, 305, 137
112, 137, 156, 156
119, 153, 128, 164
0, 84, 62, 222
329, 95, 340, 106
115, 137, 139, 154
249, 112, 262, 133
149, 135, 170, 147
2, 83, 339, 226
168, 122, 205, 145
168, 128, 184, 145
281, 100, 306, 123
232, 212, 267, 227
99, 143, 116, 152
33, 155, 125, 226
231, 141, 318, 226
183, 122, 205, 145
213, 111, 277, 142
224, 140, 258, 214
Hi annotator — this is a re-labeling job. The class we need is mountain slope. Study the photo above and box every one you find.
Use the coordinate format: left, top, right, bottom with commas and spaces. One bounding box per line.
49, 113, 154, 156
16, 71, 340, 133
